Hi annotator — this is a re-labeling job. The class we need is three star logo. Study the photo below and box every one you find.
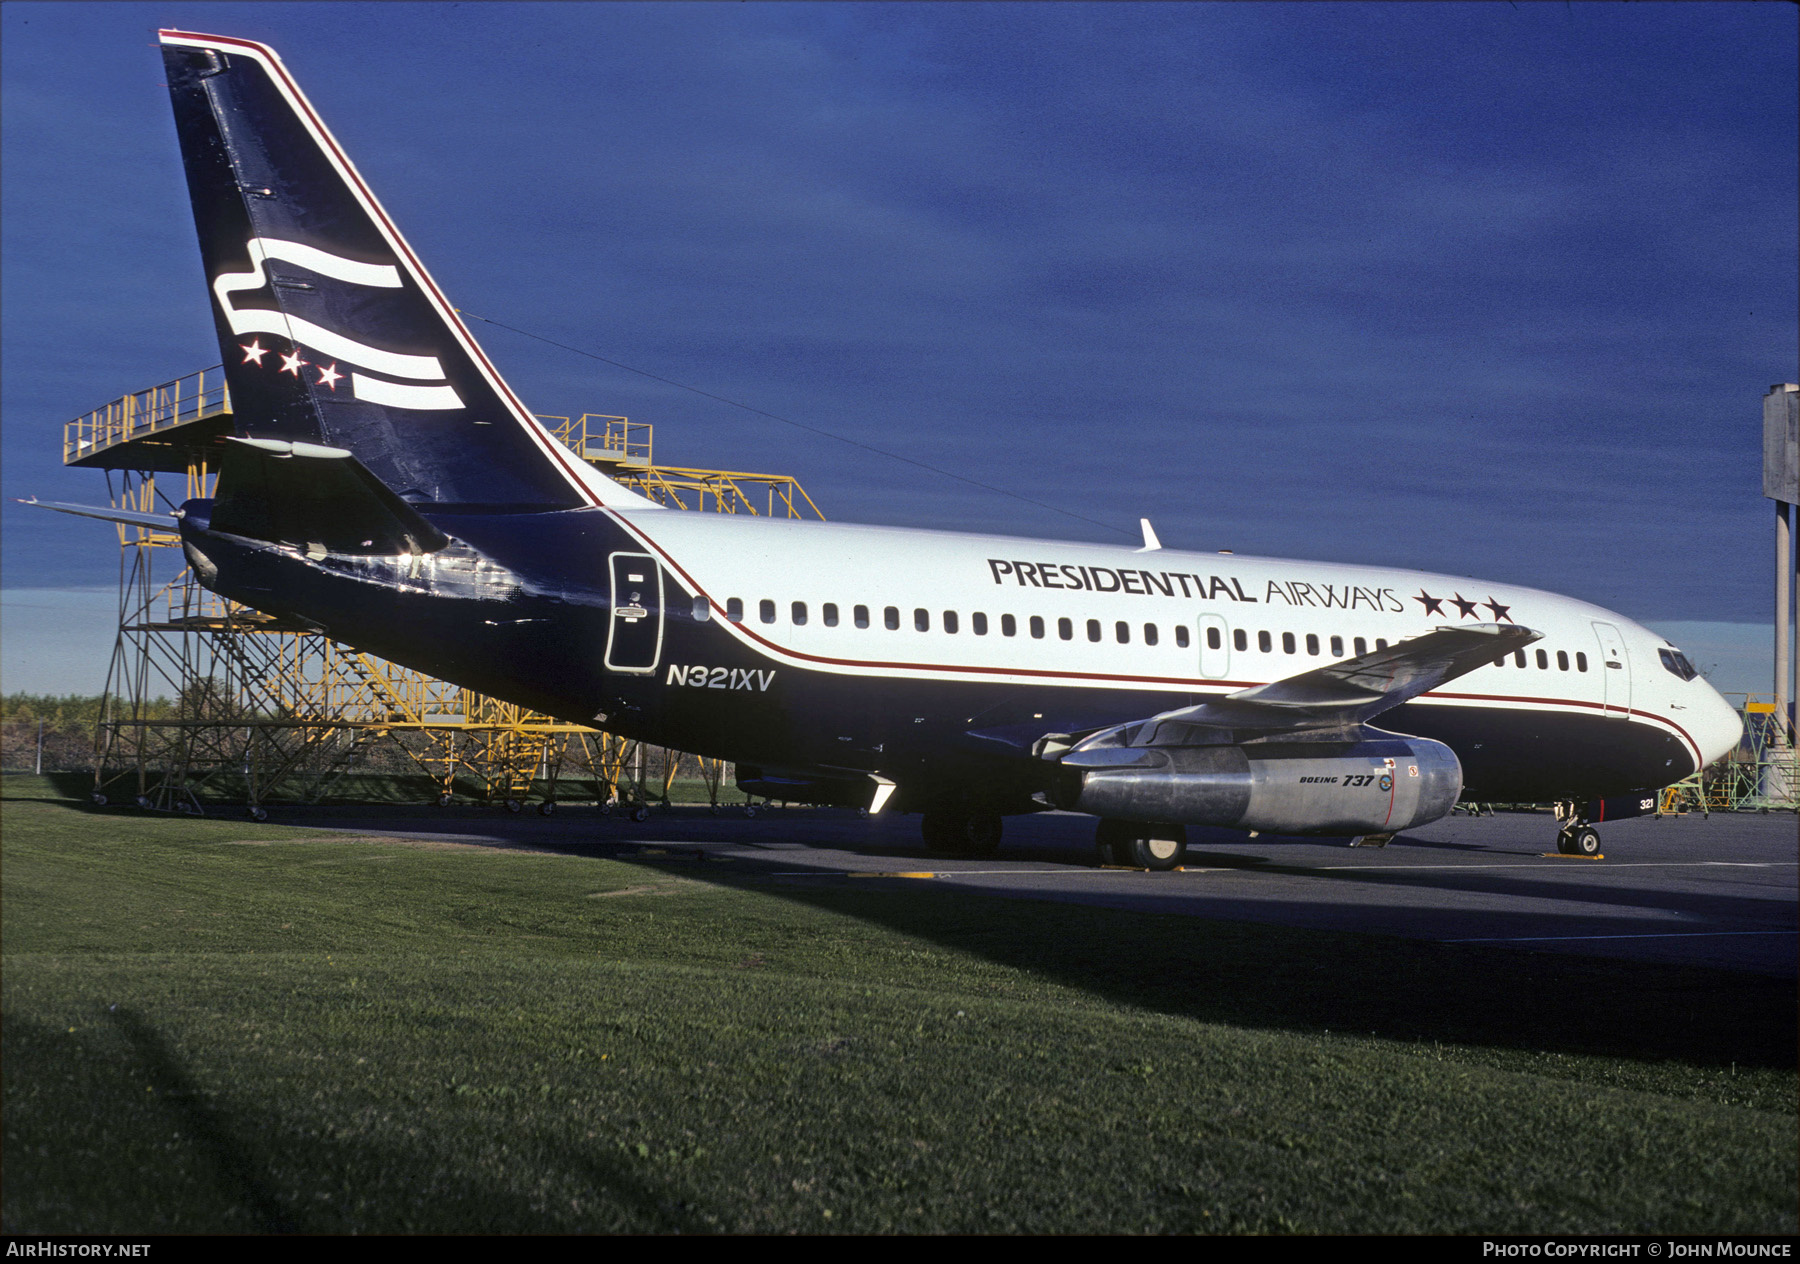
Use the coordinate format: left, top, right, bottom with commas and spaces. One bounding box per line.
1415, 589, 1515, 622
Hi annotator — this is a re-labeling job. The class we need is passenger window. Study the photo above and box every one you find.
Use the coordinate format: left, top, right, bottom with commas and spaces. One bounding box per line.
1086, 619, 1101, 642
1376, 639, 1388, 650
1030, 616, 1045, 639
1305, 634, 1319, 656
1282, 632, 1296, 654
1144, 623, 1159, 646
1058, 617, 1073, 641
791, 601, 807, 626
1536, 649, 1548, 669
1353, 637, 1366, 656
1576, 652, 1587, 672
759, 599, 776, 624
1175, 626, 1190, 648
1206, 626, 1221, 650
1513, 650, 1525, 667
1258, 630, 1272, 653
854, 604, 870, 629
1557, 650, 1569, 671
914, 608, 929, 632
972, 612, 988, 635
727, 597, 744, 623
1002, 614, 1017, 637
693, 596, 711, 622
1234, 629, 1247, 652
1115, 621, 1130, 644
944, 611, 959, 634
823, 603, 839, 627
884, 606, 900, 631
1330, 636, 1343, 657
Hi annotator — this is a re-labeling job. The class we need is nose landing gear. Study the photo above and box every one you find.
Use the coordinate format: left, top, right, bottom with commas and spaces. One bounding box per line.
1556, 823, 1601, 856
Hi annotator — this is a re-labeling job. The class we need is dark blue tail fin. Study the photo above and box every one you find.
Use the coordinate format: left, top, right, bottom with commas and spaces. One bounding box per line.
158, 30, 645, 512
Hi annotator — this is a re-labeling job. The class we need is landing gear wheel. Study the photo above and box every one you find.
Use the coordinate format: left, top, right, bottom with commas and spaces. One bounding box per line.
1096, 820, 1186, 870
922, 812, 1003, 858
922, 813, 955, 856
1566, 825, 1600, 856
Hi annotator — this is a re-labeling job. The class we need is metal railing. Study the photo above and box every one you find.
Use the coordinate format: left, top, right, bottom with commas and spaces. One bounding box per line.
537, 413, 652, 467
64, 366, 231, 465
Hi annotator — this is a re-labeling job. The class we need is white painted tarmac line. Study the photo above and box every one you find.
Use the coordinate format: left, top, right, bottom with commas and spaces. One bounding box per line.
1445, 930, 1796, 944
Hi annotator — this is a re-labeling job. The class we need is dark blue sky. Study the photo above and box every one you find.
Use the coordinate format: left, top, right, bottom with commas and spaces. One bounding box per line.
4, 1, 1795, 627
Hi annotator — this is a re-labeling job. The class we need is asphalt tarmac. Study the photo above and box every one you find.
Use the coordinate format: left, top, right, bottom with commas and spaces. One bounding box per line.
292, 802, 1798, 977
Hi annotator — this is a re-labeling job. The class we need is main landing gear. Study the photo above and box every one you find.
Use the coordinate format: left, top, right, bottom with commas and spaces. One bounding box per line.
1095, 819, 1187, 871
921, 810, 1003, 858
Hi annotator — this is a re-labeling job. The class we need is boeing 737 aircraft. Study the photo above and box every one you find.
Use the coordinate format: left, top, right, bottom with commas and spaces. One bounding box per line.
32, 31, 1744, 866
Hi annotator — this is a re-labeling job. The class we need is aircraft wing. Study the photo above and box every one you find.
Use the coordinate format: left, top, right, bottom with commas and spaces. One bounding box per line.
1070, 623, 1542, 755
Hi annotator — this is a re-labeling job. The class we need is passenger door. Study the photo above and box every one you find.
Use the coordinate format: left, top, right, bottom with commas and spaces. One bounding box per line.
1591, 621, 1631, 718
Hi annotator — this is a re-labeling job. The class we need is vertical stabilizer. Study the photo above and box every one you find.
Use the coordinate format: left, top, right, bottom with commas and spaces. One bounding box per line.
158, 30, 653, 511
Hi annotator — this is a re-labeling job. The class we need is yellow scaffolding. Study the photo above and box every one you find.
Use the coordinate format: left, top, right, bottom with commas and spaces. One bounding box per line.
73, 368, 820, 815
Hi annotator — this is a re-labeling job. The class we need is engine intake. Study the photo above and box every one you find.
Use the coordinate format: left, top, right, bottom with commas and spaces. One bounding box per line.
1057, 731, 1462, 836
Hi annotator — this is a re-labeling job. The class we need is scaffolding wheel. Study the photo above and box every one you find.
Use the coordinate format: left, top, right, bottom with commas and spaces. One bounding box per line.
136, 795, 153, 810
437, 793, 453, 808
709, 804, 721, 816
538, 801, 556, 817
599, 801, 615, 817
506, 798, 524, 814
631, 804, 650, 823
743, 804, 758, 819
90, 793, 107, 807
248, 806, 268, 822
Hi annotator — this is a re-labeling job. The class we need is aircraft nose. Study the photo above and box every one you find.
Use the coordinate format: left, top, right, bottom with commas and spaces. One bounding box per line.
1691, 682, 1745, 770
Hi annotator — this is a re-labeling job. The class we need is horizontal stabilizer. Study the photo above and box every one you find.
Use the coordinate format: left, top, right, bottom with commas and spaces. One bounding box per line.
16, 497, 176, 530
209, 437, 449, 556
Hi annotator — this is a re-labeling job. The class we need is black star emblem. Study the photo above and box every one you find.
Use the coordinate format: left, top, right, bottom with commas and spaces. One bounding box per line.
1483, 597, 1513, 623
1449, 592, 1480, 619
1414, 590, 1444, 616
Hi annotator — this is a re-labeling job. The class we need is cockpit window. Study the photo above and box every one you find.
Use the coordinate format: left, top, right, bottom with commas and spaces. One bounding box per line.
1658, 647, 1698, 681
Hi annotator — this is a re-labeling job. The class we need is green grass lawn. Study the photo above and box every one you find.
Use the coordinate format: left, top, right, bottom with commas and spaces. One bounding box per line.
3, 777, 1793, 1234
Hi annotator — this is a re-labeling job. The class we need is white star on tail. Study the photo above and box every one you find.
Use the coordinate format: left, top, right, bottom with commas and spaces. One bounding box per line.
316, 362, 343, 391
240, 339, 268, 366
280, 349, 308, 376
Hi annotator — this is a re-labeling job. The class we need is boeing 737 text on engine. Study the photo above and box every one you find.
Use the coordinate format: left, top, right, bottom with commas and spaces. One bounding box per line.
28, 31, 1744, 866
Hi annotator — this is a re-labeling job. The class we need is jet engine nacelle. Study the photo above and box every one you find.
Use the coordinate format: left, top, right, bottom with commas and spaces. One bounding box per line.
1058, 733, 1462, 836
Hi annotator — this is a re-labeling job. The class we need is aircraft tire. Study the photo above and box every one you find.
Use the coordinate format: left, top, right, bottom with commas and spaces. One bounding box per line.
961, 813, 1002, 858
1094, 818, 1132, 867
1568, 825, 1600, 856
922, 813, 956, 856
1122, 826, 1186, 871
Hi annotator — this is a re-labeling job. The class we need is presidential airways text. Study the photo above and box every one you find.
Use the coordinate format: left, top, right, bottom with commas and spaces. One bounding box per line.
986, 560, 1404, 610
